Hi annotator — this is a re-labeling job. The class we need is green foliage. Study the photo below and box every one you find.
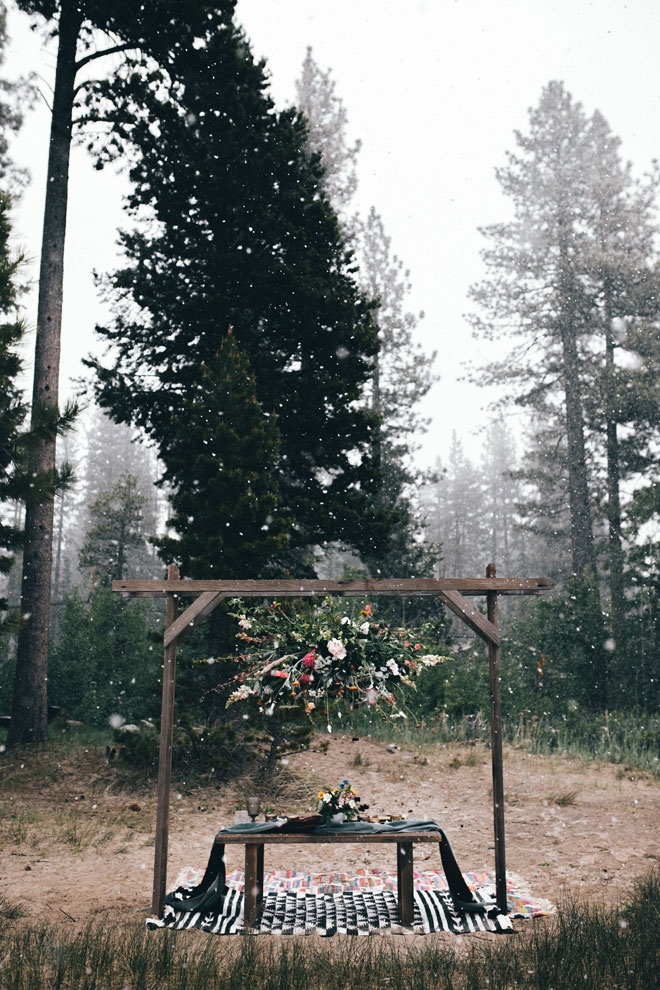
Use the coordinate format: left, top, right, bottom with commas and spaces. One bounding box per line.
155, 331, 290, 584
79, 472, 148, 583
47, 586, 160, 726
0, 193, 28, 610
85, 9, 392, 571
501, 580, 612, 713
295, 53, 436, 582
0, 192, 75, 621
468, 78, 660, 620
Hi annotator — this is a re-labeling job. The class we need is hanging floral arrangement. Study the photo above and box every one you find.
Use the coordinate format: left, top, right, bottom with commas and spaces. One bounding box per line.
223, 596, 449, 725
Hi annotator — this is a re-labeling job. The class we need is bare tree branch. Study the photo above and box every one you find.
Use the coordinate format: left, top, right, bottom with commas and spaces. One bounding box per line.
75, 42, 135, 73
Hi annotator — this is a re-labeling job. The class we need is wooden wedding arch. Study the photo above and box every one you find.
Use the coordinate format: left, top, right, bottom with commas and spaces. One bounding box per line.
113, 565, 551, 917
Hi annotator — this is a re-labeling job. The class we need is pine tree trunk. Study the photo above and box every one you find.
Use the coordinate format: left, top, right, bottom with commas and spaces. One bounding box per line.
604, 309, 625, 642
558, 251, 597, 582
8, 1, 80, 747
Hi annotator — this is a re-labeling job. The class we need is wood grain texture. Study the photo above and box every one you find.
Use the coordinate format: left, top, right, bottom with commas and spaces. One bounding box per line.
437, 589, 500, 645
216, 832, 443, 844
163, 591, 227, 647
114, 576, 552, 598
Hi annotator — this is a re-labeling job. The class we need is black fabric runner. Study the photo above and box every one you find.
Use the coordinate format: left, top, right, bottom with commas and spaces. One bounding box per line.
163, 819, 500, 919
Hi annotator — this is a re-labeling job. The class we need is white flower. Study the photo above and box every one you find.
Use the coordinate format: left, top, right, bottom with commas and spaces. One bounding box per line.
327, 638, 347, 660
323, 793, 331, 803
327, 723, 333, 733
421, 654, 447, 667
264, 703, 275, 716
359, 621, 370, 634
392, 710, 408, 719
227, 684, 254, 705
386, 658, 400, 676
238, 614, 251, 630
341, 616, 351, 626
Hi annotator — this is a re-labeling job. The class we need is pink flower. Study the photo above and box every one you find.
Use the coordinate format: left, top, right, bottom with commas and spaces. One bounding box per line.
302, 651, 316, 668
414, 643, 421, 651
300, 673, 311, 686
327, 638, 347, 660
365, 604, 372, 616
403, 640, 410, 648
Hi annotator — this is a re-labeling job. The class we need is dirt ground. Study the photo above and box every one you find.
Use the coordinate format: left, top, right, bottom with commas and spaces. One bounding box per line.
1, 734, 658, 933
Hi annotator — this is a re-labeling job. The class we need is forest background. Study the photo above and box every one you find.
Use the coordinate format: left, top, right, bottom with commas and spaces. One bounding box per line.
0, 0, 658, 773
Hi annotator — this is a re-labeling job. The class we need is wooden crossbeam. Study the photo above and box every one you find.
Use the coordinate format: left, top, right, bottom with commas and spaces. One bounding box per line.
437, 589, 500, 646
113, 576, 551, 598
163, 591, 227, 648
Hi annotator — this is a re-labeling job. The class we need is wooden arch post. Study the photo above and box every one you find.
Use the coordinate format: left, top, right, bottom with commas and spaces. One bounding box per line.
152, 564, 179, 916
486, 562, 506, 910
113, 570, 550, 917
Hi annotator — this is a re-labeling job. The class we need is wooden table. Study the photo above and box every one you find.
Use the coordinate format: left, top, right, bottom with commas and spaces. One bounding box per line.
217, 829, 445, 927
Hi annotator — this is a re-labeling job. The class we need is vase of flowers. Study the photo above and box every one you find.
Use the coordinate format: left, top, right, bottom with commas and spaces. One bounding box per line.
317, 780, 368, 825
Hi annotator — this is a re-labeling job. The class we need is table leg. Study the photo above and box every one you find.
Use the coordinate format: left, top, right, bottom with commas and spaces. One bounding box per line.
257, 843, 264, 916
397, 841, 414, 926
244, 843, 264, 928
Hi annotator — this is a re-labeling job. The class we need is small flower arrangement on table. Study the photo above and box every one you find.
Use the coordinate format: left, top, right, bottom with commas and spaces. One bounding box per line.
223, 596, 450, 725
317, 780, 368, 824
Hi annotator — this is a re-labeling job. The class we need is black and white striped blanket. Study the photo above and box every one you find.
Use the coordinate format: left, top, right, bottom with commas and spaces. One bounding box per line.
148, 884, 513, 935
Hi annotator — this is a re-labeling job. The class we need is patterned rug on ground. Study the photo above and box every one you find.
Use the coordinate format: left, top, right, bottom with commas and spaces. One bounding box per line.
147, 869, 554, 936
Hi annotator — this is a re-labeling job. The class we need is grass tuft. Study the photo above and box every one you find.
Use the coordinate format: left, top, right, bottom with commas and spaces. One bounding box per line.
546, 790, 578, 807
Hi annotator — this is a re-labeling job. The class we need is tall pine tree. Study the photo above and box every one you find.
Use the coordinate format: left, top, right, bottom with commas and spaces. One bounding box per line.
294, 50, 436, 579
85, 12, 391, 573
468, 82, 660, 698
469, 82, 660, 596
155, 330, 290, 587
9, 0, 229, 745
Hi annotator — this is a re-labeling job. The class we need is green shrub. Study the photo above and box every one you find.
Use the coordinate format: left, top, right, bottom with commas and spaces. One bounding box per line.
48, 587, 161, 727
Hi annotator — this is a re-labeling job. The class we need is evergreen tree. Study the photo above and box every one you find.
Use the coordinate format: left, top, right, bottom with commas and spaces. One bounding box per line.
481, 416, 527, 576
0, 193, 29, 619
469, 82, 599, 581
0, 200, 74, 615
155, 330, 290, 585
81, 405, 159, 508
85, 13, 391, 572
0, 3, 29, 192
79, 472, 149, 584
425, 433, 488, 579
9, 0, 226, 746
294, 46, 361, 217
294, 50, 436, 579
468, 81, 660, 607
48, 585, 159, 726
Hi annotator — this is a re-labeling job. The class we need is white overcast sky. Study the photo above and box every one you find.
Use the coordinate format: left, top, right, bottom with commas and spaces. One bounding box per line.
6, 0, 660, 468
